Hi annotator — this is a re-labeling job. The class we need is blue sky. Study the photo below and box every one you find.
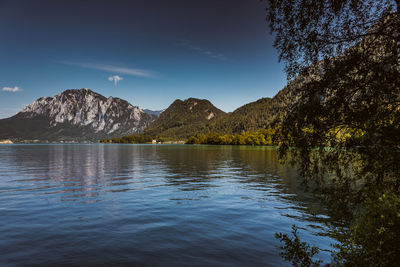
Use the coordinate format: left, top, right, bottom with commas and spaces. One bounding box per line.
0, 0, 286, 118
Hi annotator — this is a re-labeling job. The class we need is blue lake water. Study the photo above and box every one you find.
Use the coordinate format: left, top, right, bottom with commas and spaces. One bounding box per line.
0, 144, 334, 266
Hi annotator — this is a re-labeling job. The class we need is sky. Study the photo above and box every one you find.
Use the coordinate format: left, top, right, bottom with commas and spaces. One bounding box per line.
0, 0, 287, 118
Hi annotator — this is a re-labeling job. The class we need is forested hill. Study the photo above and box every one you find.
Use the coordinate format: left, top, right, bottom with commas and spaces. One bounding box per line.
209, 85, 293, 133
209, 97, 274, 133
104, 82, 295, 142
142, 97, 226, 139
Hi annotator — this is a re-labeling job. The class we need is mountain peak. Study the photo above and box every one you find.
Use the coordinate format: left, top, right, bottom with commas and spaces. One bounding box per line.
1, 89, 156, 141
143, 97, 226, 139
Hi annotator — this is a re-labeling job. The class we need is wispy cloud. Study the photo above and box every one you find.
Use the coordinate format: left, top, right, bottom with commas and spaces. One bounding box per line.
108, 75, 123, 86
60, 61, 157, 78
178, 40, 229, 61
2, 86, 23, 92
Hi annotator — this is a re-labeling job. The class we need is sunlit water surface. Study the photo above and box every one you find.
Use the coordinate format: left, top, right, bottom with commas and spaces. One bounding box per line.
0, 144, 334, 266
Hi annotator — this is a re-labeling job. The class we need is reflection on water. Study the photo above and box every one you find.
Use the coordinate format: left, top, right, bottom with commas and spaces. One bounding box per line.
0, 144, 333, 266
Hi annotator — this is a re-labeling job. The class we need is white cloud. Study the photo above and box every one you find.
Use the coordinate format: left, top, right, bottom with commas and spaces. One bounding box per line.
60, 61, 157, 78
108, 75, 123, 86
2, 86, 23, 92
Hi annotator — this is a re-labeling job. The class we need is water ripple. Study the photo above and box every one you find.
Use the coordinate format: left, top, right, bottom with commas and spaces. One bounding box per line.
0, 144, 335, 266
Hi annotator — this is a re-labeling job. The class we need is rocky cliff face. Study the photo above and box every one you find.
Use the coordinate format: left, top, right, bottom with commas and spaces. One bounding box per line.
0, 88, 156, 141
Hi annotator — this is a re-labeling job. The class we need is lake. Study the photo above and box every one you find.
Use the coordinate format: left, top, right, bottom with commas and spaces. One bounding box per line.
0, 144, 334, 266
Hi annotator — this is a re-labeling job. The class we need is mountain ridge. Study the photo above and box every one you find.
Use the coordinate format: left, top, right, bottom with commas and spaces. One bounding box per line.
142, 97, 226, 139
0, 88, 156, 141
0, 86, 293, 142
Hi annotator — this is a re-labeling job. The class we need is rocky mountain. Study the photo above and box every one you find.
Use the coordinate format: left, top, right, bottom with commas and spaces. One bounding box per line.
143, 97, 226, 139
0, 88, 157, 141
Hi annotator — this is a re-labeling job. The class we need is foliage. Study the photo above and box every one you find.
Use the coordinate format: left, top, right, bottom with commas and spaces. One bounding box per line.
186, 128, 278, 146
100, 134, 153, 144
266, 0, 400, 266
267, 0, 399, 80
332, 191, 400, 265
275, 225, 322, 267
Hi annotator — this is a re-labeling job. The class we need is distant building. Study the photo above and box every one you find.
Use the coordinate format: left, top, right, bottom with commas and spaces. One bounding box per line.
0, 140, 13, 144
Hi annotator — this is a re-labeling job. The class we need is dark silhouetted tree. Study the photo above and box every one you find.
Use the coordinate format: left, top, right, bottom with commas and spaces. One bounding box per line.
266, 0, 400, 265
